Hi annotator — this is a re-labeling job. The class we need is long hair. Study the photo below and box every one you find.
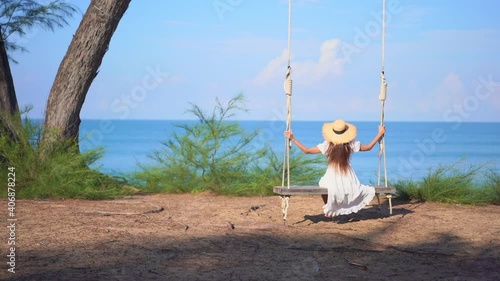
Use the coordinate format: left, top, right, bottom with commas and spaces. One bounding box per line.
325, 142, 353, 174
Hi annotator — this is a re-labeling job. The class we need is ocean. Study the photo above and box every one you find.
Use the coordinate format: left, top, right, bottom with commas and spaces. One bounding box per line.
79, 120, 500, 184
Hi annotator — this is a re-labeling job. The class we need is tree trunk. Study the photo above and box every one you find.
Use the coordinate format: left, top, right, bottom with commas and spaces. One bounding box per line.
42, 0, 130, 149
0, 28, 21, 142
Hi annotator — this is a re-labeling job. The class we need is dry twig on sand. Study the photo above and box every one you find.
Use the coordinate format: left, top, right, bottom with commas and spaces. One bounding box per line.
80, 206, 165, 216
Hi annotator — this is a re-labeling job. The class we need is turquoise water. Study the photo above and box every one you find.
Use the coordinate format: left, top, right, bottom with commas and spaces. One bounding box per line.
79, 120, 500, 184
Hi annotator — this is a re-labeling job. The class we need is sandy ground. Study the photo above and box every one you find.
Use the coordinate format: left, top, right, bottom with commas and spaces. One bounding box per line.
1, 193, 499, 281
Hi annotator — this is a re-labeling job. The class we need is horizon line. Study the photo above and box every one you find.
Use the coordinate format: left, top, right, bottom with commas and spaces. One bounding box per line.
26, 118, 500, 123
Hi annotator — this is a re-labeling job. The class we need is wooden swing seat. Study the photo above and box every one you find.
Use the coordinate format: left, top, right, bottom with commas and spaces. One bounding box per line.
273, 185, 397, 219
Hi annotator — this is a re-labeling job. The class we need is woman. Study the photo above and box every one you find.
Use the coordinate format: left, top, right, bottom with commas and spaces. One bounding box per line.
284, 119, 386, 218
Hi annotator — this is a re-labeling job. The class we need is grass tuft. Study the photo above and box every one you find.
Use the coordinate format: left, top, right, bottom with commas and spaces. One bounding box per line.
394, 162, 499, 205
0, 114, 131, 199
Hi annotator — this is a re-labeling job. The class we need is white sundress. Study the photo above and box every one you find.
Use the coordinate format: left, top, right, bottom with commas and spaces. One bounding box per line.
317, 140, 375, 217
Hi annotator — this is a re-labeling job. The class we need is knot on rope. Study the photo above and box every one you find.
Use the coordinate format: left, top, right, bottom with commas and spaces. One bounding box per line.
280, 195, 290, 222
379, 71, 387, 101
378, 139, 385, 158
284, 67, 293, 96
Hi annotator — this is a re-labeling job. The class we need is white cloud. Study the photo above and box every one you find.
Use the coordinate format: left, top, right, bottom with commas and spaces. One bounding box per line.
475, 75, 500, 110
167, 75, 185, 84
491, 83, 500, 108
432, 73, 467, 111
409, 73, 467, 115
294, 39, 346, 83
391, 5, 431, 29
252, 38, 346, 86
252, 49, 289, 86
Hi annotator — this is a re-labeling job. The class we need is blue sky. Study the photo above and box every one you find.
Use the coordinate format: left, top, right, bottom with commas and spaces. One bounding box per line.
10, 0, 500, 122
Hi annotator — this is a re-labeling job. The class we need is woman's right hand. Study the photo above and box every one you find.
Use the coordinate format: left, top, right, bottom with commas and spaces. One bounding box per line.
378, 125, 386, 135
284, 130, 294, 140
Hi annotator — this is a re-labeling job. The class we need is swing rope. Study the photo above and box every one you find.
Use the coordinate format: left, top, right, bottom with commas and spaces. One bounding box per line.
281, 0, 389, 190
275, 0, 395, 221
377, 0, 389, 188
282, 0, 293, 189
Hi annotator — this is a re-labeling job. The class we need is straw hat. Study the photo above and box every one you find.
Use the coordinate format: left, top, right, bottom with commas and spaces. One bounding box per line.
322, 119, 357, 145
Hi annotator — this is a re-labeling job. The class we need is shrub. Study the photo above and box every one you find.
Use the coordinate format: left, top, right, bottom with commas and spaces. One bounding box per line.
394, 161, 499, 205
131, 94, 324, 195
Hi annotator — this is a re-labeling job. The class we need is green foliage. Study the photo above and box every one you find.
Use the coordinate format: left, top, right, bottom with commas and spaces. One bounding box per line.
131, 94, 324, 196
393, 179, 420, 202
394, 162, 499, 205
0, 0, 78, 61
222, 149, 324, 196
480, 170, 500, 205
0, 114, 130, 199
